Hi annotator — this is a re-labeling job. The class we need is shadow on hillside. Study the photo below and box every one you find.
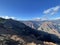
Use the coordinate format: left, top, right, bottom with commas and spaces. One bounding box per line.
0, 23, 60, 44
16, 26, 60, 44
0, 18, 59, 44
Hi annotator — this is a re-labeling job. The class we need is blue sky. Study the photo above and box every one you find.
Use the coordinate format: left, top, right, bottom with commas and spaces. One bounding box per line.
0, 0, 60, 20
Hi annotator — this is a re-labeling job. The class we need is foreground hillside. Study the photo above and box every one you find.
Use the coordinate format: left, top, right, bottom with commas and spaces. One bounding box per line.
0, 18, 60, 45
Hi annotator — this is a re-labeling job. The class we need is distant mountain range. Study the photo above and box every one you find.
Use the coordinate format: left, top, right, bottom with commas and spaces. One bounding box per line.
22, 19, 60, 38
0, 18, 60, 45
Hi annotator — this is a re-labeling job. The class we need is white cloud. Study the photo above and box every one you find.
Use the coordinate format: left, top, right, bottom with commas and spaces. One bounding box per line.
33, 17, 41, 21
52, 6, 60, 12
33, 17, 48, 21
0, 16, 15, 19
43, 6, 60, 15
33, 17, 40, 19
34, 17, 41, 19
43, 8, 52, 14
54, 17, 60, 20
41, 18, 48, 20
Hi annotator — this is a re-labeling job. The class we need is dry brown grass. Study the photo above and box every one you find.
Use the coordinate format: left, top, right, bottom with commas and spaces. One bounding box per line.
43, 41, 57, 45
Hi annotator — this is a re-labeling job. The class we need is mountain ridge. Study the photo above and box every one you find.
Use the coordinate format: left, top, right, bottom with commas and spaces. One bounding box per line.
0, 18, 60, 45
